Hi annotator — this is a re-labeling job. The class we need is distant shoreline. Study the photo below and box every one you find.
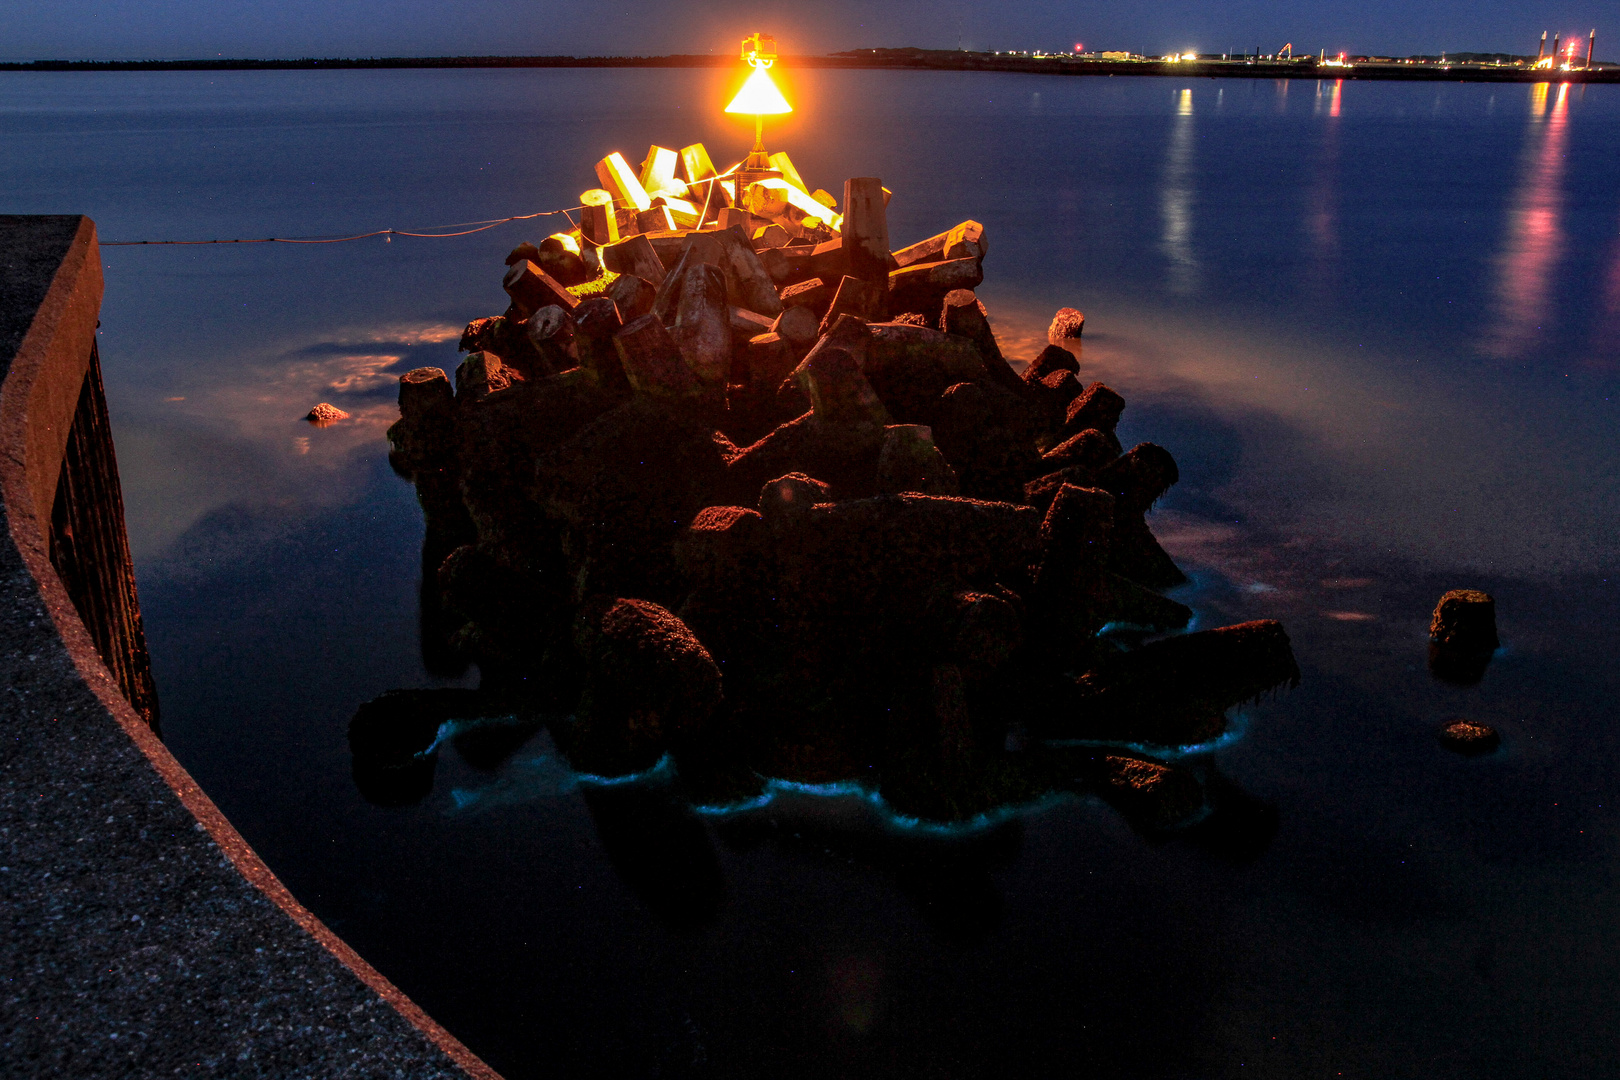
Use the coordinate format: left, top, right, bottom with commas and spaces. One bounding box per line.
3, 49, 1616, 83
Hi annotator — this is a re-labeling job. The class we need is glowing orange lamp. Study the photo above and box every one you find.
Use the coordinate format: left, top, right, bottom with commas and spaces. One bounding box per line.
726, 33, 791, 187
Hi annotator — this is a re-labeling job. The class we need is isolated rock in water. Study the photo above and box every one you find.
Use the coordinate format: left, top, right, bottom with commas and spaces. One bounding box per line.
1430, 589, 1499, 653
305, 402, 349, 425
560, 597, 723, 776
1090, 753, 1203, 831
1427, 589, 1499, 685
1048, 307, 1086, 342
1438, 718, 1500, 756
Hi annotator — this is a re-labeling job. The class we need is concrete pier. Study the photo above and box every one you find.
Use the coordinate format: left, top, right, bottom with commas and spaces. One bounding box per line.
0, 216, 502, 1078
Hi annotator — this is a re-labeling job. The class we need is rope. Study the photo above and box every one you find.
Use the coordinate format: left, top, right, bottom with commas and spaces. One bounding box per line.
101, 161, 749, 247
101, 206, 586, 247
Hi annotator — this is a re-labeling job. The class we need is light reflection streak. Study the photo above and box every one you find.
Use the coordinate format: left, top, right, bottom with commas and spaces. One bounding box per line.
1159, 88, 1199, 294
1482, 82, 1570, 358
1311, 80, 1340, 118
1304, 82, 1343, 299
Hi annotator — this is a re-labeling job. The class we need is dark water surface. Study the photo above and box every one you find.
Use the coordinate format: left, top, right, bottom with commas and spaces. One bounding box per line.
4, 68, 1619, 1078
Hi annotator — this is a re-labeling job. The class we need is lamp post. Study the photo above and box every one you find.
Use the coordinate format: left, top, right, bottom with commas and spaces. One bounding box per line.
726, 33, 792, 193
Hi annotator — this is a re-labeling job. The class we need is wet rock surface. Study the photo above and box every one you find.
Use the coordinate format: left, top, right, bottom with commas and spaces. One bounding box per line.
365, 162, 1299, 831
1439, 718, 1501, 755
1428, 588, 1500, 685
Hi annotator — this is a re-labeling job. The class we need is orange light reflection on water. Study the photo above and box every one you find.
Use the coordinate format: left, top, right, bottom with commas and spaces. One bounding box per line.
1482, 82, 1570, 359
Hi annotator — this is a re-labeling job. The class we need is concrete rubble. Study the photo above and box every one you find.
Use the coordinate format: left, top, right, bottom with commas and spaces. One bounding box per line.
361, 143, 1300, 833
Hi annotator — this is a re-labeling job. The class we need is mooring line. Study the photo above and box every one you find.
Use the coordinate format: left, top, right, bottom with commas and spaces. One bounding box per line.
100, 206, 585, 247
101, 161, 752, 247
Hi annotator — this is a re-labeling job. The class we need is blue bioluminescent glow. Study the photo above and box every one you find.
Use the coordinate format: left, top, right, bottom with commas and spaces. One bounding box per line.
1044, 708, 1253, 760
573, 753, 677, 788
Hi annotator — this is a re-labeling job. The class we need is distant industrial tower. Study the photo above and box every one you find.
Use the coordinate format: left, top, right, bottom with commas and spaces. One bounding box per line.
1536, 31, 1546, 64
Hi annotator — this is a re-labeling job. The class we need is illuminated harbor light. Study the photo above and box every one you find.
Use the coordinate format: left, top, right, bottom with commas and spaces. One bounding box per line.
725, 64, 792, 118
726, 32, 793, 189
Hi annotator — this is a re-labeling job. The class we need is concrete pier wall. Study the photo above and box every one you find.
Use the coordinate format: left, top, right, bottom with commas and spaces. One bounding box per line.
0, 215, 502, 1078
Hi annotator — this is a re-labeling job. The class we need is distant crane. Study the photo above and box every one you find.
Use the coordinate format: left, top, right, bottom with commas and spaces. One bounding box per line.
1277, 43, 1293, 60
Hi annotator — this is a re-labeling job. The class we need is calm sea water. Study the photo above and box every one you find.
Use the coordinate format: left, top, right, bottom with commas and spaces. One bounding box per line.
4, 68, 1619, 1078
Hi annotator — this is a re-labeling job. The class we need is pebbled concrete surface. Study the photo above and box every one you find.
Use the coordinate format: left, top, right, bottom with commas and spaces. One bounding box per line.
0, 216, 497, 1078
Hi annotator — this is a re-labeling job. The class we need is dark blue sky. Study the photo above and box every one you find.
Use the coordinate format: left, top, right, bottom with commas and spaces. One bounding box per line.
2, 1, 1612, 61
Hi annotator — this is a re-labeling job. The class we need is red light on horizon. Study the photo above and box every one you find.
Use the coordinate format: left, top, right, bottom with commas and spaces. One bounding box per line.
1074, 43, 1083, 52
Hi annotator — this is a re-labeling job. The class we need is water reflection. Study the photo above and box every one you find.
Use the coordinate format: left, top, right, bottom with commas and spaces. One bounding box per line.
1311, 79, 1342, 119
1159, 88, 1199, 294
115, 320, 460, 563
1304, 82, 1343, 298
1483, 82, 1570, 359
995, 296, 1620, 575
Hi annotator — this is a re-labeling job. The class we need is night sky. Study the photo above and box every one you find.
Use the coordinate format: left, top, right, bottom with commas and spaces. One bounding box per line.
1, 0, 1612, 63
